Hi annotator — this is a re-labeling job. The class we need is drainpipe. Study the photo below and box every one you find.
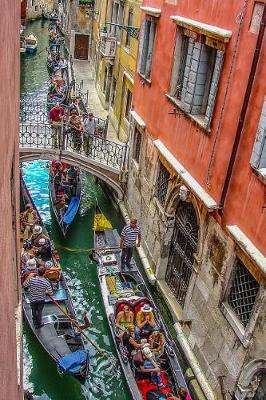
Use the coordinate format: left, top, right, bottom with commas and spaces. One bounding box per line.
117, 199, 156, 284
174, 322, 217, 400
219, 4, 266, 215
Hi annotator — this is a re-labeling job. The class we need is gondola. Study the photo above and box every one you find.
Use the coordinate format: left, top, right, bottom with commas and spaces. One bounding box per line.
93, 205, 190, 400
20, 176, 89, 380
49, 162, 82, 236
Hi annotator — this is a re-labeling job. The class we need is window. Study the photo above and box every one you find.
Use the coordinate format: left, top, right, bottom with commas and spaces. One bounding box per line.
125, 8, 133, 48
137, 16, 156, 80
111, 1, 124, 39
124, 89, 132, 121
250, 97, 266, 175
110, 77, 117, 108
227, 258, 260, 327
169, 31, 224, 128
155, 161, 170, 207
132, 127, 142, 163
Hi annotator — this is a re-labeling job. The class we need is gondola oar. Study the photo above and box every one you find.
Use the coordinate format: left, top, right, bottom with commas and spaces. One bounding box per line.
55, 244, 120, 253
47, 294, 112, 360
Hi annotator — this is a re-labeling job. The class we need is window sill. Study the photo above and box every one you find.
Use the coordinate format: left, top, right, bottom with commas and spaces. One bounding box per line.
251, 166, 266, 185
221, 302, 251, 347
166, 94, 211, 134
138, 73, 152, 86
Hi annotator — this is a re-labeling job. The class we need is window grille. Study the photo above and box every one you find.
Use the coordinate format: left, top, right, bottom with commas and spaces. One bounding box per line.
133, 127, 141, 163
174, 35, 189, 99
155, 162, 170, 207
228, 258, 260, 327
138, 17, 156, 79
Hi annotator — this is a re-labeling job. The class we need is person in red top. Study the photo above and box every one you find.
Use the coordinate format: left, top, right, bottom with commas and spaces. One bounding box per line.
49, 102, 65, 148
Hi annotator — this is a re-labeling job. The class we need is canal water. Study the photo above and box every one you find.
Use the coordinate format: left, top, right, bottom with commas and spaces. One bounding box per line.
21, 19, 131, 400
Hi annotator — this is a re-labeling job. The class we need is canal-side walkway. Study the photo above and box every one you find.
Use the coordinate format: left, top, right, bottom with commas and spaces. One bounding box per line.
73, 60, 120, 144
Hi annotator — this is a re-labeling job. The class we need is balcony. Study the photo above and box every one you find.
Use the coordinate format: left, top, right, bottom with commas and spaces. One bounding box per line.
100, 33, 116, 58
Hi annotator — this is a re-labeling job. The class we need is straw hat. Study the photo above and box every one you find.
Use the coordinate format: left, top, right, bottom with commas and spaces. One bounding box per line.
141, 304, 153, 313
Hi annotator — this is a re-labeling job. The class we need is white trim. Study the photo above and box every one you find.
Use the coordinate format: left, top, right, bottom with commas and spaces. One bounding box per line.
123, 70, 134, 85
227, 225, 266, 274
154, 139, 217, 211
140, 6, 161, 17
130, 110, 146, 128
170, 16, 232, 41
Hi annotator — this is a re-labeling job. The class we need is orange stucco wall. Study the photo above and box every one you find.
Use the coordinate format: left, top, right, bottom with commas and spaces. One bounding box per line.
133, 0, 266, 255
0, 0, 22, 398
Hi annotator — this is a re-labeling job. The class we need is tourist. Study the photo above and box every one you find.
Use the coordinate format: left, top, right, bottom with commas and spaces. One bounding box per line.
83, 112, 97, 155
21, 244, 31, 269
69, 97, 81, 116
69, 111, 84, 151
31, 225, 48, 248
21, 203, 38, 240
116, 304, 134, 331
23, 267, 53, 329
133, 346, 165, 389
135, 304, 156, 340
122, 325, 143, 356
149, 330, 166, 358
34, 238, 52, 262
120, 218, 141, 269
49, 102, 65, 148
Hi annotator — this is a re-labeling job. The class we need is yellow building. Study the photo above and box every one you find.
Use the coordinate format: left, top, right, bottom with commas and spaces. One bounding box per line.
92, 0, 141, 141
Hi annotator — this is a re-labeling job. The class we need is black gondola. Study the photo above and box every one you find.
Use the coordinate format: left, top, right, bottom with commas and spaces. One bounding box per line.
49, 162, 82, 236
20, 176, 89, 380
93, 205, 191, 400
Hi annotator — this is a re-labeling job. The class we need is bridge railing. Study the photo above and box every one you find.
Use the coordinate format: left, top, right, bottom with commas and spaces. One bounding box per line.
19, 122, 126, 171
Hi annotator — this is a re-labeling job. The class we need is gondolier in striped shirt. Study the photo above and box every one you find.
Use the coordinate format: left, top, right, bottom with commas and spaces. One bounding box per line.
120, 218, 141, 269
24, 267, 53, 329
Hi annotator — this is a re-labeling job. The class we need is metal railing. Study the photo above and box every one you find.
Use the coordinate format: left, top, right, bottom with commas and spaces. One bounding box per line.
19, 122, 126, 171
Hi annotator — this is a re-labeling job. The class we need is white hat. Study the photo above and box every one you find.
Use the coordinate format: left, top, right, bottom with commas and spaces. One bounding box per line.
141, 304, 153, 313
33, 225, 42, 234
39, 238, 46, 245
142, 346, 153, 359
26, 258, 37, 270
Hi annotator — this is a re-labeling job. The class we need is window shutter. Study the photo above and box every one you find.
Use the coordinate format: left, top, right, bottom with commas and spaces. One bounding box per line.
145, 19, 156, 79
205, 50, 224, 129
250, 97, 266, 168
137, 20, 145, 74
139, 20, 150, 75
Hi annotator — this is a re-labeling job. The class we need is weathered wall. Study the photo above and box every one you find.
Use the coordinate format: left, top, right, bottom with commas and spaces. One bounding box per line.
0, 0, 22, 398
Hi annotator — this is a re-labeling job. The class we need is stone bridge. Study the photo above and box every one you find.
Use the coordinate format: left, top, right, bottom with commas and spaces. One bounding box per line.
19, 122, 127, 199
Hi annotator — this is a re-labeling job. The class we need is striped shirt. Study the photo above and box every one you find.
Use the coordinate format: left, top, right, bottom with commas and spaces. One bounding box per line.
121, 224, 141, 248
24, 276, 53, 302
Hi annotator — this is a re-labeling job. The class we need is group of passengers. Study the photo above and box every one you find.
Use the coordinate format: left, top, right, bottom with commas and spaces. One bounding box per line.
115, 303, 167, 389
49, 98, 100, 153
50, 160, 79, 214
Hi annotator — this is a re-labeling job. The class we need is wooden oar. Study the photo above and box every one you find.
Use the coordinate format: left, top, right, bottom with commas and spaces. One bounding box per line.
55, 244, 120, 253
47, 294, 109, 358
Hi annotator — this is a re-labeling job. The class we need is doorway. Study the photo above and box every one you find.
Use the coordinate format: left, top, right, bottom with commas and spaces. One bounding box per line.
74, 34, 89, 60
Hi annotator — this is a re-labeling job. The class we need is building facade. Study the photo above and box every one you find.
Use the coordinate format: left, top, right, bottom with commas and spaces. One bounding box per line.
27, 0, 54, 20
126, 0, 266, 399
91, 0, 141, 141
1, 0, 23, 399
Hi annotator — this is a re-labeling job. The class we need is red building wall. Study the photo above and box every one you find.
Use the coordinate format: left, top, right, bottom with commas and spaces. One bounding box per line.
0, 0, 22, 398
133, 0, 266, 254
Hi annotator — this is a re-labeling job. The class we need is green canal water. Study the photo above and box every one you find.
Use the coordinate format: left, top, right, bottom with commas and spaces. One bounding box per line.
21, 20, 132, 400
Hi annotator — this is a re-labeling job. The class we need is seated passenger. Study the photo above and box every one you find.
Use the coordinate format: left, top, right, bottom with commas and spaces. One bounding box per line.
122, 325, 143, 356
135, 304, 156, 340
116, 304, 134, 331
21, 258, 38, 283
133, 346, 165, 389
31, 225, 48, 248
149, 330, 166, 358
21, 244, 31, 269
21, 203, 38, 240
34, 238, 52, 262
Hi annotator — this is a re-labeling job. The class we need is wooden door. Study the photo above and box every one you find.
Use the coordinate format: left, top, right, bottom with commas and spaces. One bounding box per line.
74, 34, 89, 60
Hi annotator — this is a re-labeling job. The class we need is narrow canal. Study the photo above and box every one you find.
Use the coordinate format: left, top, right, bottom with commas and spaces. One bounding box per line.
21, 19, 131, 400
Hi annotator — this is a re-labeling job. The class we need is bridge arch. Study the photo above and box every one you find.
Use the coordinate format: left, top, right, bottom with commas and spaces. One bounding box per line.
19, 148, 124, 200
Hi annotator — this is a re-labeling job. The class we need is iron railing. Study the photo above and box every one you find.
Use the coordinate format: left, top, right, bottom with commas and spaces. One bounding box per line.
19, 122, 126, 170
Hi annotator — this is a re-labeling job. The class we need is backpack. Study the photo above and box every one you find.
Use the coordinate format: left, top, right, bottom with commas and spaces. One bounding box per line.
146, 390, 167, 400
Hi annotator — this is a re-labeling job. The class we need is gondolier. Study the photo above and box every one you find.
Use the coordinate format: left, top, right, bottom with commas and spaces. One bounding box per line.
120, 218, 141, 269
23, 267, 53, 329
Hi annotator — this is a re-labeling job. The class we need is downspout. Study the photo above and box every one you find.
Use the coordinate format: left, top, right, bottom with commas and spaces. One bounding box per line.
174, 322, 217, 400
219, 4, 266, 215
